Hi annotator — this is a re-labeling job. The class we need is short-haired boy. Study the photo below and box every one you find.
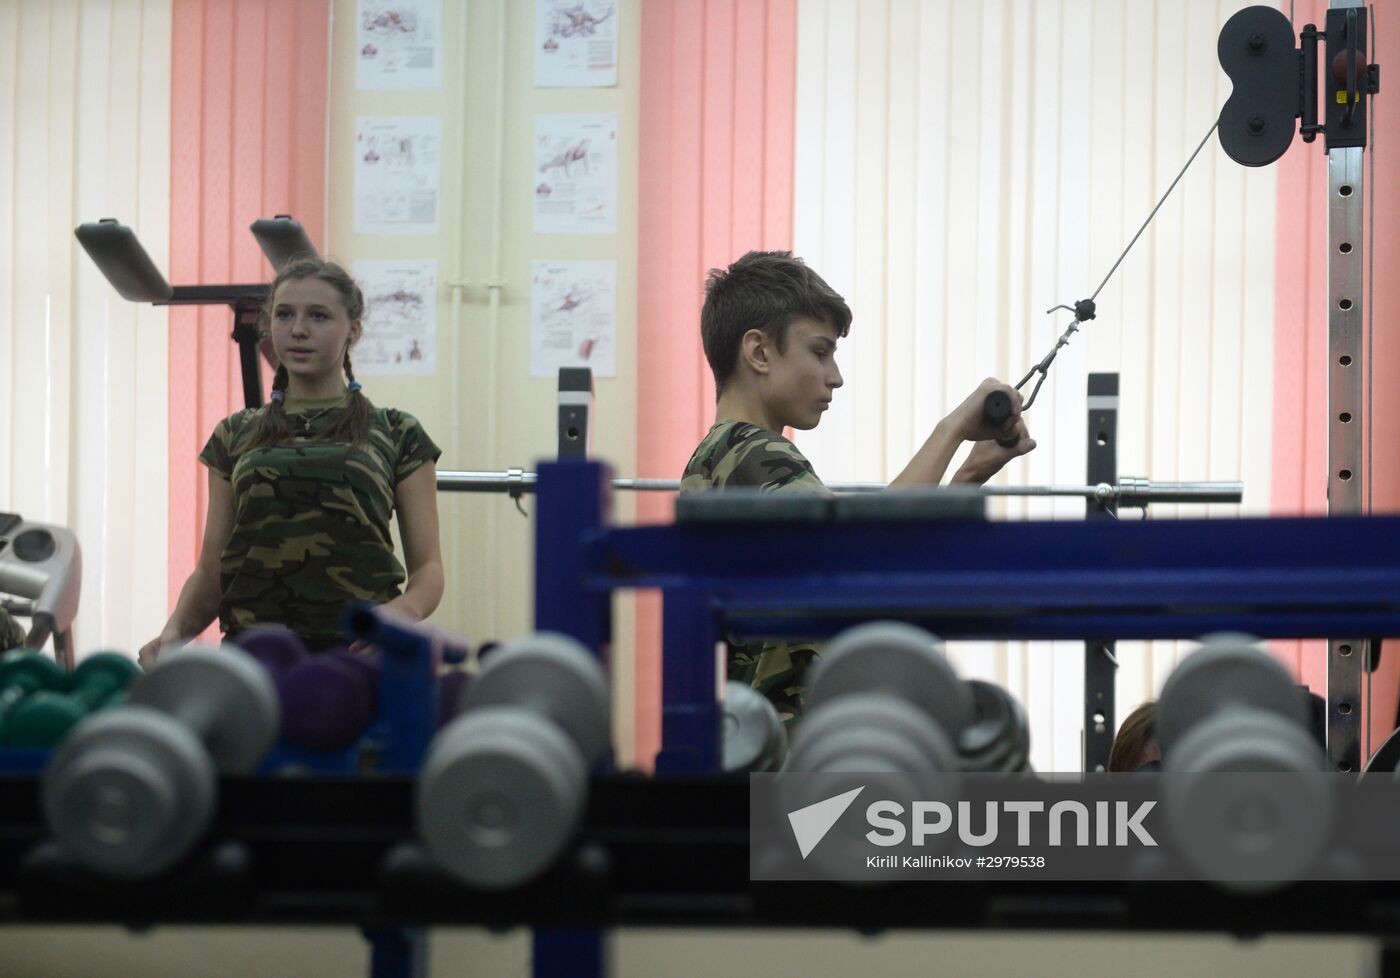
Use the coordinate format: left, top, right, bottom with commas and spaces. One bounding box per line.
681, 250, 1035, 723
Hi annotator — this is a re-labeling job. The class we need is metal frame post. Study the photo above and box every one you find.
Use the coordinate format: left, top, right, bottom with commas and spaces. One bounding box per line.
533, 929, 607, 978
655, 588, 721, 774
532, 460, 613, 978
534, 460, 612, 657
1325, 0, 1369, 772
557, 367, 594, 460
364, 927, 428, 978
1084, 373, 1118, 772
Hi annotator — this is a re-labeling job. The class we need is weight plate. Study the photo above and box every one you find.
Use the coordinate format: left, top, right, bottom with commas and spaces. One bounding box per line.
1158, 634, 1304, 753
1165, 713, 1332, 894
788, 694, 962, 774
960, 680, 1031, 773
43, 706, 215, 879
1167, 707, 1327, 774
808, 622, 974, 738
417, 706, 586, 890
465, 633, 610, 766
722, 681, 787, 773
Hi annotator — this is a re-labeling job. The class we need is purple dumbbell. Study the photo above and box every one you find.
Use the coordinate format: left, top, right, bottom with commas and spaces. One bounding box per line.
231, 630, 378, 753
279, 654, 378, 752
233, 626, 309, 677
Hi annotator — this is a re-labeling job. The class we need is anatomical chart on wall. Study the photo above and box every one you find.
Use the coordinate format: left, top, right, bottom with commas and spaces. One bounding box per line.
535, 0, 617, 87
533, 114, 618, 234
357, 0, 443, 90
355, 116, 441, 236
531, 260, 616, 379
353, 260, 437, 375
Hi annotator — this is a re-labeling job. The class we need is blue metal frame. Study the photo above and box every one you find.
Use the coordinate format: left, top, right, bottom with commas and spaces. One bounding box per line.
345, 608, 439, 776
533, 462, 616, 978
533, 929, 607, 978
534, 460, 1400, 774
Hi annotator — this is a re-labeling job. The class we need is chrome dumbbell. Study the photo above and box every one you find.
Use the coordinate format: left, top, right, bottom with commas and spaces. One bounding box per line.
1156, 633, 1330, 892
722, 681, 787, 773
1158, 634, 1324, 774
42, 646, 279, 878
416, 632, 609, 890
787, 621, 974, 774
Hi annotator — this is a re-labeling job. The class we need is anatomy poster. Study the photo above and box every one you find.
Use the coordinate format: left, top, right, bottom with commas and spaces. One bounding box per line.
355, 117, 441, 236
353, 260, 437, 375
533, 114, 618, 234
531, 260, 616, 378
535, 0, 617, 87
357, 0, 443, 90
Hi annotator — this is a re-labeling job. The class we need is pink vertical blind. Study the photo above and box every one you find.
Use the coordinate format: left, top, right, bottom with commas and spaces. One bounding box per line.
634, 0, 797, 768
1271, 0, 1400, 751
167, 0, 328, 622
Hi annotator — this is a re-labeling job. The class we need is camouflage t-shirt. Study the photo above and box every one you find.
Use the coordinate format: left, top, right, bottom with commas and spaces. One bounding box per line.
680, 420, 829, 495
200, 395, 441, 650
0, 605, 27, 652
681, 420, 828, 726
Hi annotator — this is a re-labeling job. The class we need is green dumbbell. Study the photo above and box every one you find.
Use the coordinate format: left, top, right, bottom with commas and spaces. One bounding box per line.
0, 649, 68, 742
5, 652, 141, 748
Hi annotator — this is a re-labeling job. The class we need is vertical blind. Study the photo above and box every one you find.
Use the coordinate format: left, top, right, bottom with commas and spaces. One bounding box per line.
791, 0, 1279, 770
0, 0, 173, 657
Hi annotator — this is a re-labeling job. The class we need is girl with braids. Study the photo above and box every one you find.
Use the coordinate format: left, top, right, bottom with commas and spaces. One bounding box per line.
139, 258, 443, 666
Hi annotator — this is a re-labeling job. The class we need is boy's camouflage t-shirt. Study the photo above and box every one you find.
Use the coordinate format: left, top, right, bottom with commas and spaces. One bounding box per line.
681, 420, 828, 726
200, 395, 440, 649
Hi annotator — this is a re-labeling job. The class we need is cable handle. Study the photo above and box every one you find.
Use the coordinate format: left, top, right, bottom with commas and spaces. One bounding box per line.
982, 391, 1020, 449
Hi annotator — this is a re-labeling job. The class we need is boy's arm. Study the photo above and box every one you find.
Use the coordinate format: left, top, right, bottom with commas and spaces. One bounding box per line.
888, 418, 963, 488
889, 378, 1032, 488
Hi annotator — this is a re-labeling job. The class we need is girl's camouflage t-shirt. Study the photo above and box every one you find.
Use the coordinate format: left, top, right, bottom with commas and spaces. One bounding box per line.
200, 395, 440, 649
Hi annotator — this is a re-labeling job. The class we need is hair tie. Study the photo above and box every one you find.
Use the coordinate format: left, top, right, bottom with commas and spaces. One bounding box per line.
269, 390, 285, 403
347, 381, 362, 393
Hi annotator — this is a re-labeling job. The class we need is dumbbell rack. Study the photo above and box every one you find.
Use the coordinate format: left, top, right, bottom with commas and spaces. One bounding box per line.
531, 459, 1400, 774
5, 470, 1400, 976
0, 610, 452, 978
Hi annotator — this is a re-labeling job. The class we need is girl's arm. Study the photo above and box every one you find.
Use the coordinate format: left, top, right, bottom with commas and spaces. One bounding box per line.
381, 461, 444, 622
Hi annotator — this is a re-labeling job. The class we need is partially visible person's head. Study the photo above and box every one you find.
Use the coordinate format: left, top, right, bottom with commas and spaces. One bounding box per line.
248, 257, 372, 447
701, 251, 852, 398
1108, 700, 1160, 772
264, 258, 364, 384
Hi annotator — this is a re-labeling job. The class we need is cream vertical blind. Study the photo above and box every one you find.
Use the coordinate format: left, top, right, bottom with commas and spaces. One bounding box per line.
0, 0, 172, 659
792, 0, 1279, 771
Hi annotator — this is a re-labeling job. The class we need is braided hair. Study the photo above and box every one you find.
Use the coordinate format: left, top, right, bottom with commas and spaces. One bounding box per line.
245, 258, 373, 449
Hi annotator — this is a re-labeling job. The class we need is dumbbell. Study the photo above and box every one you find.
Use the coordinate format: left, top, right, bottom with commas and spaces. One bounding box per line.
42, 645, 278, 878
1156, 633, 1331, 892
238, 626, 469, 750
4, 652, 141, 747
776, 623, 974, 874
0, 648, 67, 742
787, 621, 974, 774
722, 681, 787, 773
959, 679, 1031, 773
233, 627, 378, 752
1158, 634, 1325, 773
416, 632, 610, 890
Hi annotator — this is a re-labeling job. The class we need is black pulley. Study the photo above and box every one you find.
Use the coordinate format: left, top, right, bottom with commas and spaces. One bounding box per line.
1217, 5, 1299, 166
